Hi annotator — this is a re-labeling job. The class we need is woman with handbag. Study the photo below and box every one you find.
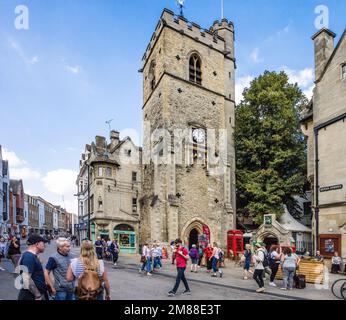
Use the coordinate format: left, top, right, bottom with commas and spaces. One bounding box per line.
139, 242, 152, 276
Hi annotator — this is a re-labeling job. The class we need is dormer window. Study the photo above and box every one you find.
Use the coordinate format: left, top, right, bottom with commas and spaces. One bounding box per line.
342, 64, 346, 80
189, 53, 202, 85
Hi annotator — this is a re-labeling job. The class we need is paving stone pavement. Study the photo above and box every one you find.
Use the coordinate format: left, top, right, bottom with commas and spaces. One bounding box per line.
0, 244, 342, 300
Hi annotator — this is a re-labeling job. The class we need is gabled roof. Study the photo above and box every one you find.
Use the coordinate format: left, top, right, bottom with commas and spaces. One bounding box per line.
278, 206, 312, 233
316, 28, 346, 83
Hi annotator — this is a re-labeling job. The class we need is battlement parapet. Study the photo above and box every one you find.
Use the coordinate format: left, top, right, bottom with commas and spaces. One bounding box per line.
142, 8, 232, 65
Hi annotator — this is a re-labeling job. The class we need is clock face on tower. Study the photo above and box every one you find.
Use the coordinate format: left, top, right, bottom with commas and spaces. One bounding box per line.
192, 128, 205, 144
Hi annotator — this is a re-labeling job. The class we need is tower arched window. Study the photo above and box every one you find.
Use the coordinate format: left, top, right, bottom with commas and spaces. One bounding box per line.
149, 60, 156, 90
189, 54, 202, 85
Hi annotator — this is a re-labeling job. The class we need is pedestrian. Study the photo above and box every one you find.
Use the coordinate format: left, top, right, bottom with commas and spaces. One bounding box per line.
0, 236, 6, 271
66, 240, 111, 300
168, 239, 191, 297
314, 250, 324, 262
44, 237, 75, 300
94, 236, 103, 260
204, 243, 213, 273
140, 242, 152, 276
152, 243, 162, 270
8, 235, 21, 269
243, 244, 252, 280
260, 244, 271, 280
109, 239, 119, 266
331, 251, 342, 274
197, 244, 204, 268
189, 244, 199, 273
269, 245, 282, 287
253, 243, 266, 293
18, 234, 49, 300
170, 240, 176, 265
211, 242, 223, 278
280, 247, 298, 290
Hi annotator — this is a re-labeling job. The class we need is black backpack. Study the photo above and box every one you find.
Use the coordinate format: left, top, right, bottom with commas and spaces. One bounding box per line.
260, 249, 270, 268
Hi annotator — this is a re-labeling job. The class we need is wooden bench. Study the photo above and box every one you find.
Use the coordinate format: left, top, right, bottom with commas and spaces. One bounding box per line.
275, 260, 324, 284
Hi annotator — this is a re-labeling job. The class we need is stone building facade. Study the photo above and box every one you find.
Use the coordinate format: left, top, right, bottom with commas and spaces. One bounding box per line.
0, 146, 10, 235
139, 9, 236, 248
77, 131, 141, 253
300, 28, 346, 260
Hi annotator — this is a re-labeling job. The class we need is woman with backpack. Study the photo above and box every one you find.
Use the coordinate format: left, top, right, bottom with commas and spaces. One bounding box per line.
189, 244, 199, 273
66, 240, 111, 300
280, 247, 298, 290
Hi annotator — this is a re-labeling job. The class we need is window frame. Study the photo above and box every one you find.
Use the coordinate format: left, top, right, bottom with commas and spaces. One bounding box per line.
189, 53, 202, 85
342, 64, 346, 80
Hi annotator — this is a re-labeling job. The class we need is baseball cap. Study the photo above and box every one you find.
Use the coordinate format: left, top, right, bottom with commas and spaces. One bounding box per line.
27, 234, 48, 245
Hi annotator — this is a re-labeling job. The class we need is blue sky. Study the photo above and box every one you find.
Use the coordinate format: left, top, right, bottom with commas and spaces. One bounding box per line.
0, 0, 345, 212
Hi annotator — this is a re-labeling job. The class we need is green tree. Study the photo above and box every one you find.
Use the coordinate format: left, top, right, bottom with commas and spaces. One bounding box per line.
235, 71, 308, 225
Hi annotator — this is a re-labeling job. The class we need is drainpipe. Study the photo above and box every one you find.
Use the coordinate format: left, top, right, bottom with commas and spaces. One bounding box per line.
314, 129, 319, 254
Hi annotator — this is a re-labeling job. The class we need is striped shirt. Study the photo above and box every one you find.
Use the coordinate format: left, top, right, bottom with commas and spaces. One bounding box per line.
70, 258, 104, 279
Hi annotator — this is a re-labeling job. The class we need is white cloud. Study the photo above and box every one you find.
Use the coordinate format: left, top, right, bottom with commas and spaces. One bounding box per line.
42, 169, 78, 196
66, 65, 82, 75
2, 148, 27, 168
67, 147, 76, 151
250, 48, 262, 63
8, 39, 39, 66
303, 85, 314, 100
281, 66, 315, 99
10, 167, 41, 180
235, 75, 254, 104
2, 148, 41, 181
28, 56, 39, 64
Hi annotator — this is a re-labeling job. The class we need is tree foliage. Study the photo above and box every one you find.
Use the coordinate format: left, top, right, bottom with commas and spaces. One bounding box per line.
235, 71, 308, 225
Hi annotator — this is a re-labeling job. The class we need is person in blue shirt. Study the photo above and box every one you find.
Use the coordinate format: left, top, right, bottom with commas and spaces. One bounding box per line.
18, 234, 48, 300
94, 236, 103, 260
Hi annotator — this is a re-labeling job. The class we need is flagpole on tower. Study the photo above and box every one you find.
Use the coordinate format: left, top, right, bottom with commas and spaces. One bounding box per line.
221, 0, 224, 19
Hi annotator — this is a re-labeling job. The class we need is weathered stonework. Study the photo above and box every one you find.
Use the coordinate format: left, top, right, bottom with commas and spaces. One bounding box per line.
77, 132, 142, 253
140, 9, 236, 248
301, 28, 346, 260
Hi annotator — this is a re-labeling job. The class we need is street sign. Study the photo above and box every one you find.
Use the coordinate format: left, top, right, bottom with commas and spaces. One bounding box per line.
320, 184, 343, 192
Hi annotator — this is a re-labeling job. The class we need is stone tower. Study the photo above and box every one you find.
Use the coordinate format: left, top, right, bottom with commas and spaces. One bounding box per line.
140, 9, 236, 248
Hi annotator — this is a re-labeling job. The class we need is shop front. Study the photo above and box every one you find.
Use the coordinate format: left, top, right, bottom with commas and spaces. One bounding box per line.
114, 224, 136, 254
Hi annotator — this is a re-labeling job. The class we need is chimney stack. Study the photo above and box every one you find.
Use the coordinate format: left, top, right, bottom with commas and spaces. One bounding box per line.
312, 28, 336, 81
110, 130, 120, 148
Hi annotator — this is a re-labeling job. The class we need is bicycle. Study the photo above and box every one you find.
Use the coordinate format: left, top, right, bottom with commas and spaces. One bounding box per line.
331, 278, 346, 300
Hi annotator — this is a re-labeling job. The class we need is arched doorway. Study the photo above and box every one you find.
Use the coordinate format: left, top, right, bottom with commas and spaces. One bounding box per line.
189, 228, 199, 249
181, 218, 211, 248
263, 235, 279, 251
114, 224, 136, 254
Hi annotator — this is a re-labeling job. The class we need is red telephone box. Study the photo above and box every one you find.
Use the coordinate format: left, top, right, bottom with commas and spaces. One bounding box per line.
227, 230, 244, 259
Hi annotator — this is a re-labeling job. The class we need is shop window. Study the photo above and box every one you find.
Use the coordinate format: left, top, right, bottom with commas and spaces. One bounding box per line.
106, 167, 112, 177
98, 167, 103, 177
